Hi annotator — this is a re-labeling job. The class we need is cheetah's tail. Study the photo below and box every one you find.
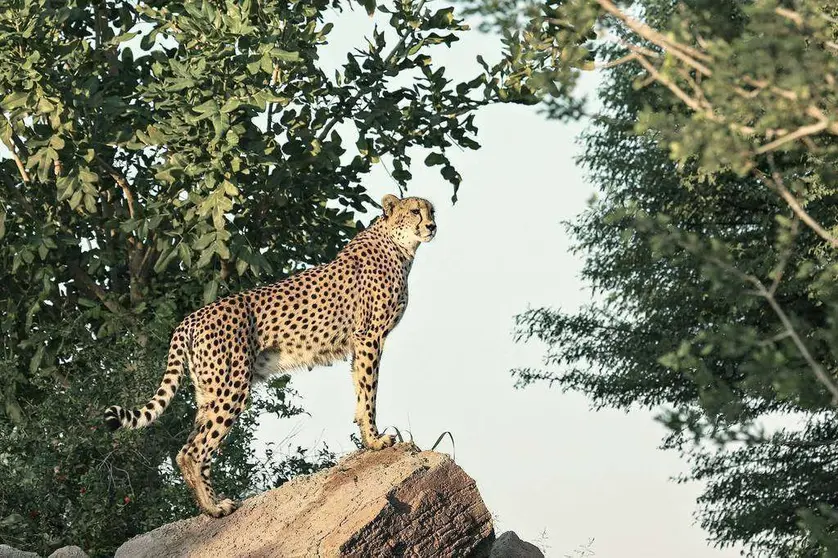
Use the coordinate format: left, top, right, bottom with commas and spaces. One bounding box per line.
104, 322, 190, 431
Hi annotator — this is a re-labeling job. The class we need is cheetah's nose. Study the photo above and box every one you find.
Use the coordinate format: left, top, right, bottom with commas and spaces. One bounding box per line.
426, 224, 436, 233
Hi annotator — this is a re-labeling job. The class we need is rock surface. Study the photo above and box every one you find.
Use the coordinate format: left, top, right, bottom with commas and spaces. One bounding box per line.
46, 547, 89, 558
0, 545, 89, 558
0, 545, 39, 558
115, 443, 495, 557
489, 532, 545, 558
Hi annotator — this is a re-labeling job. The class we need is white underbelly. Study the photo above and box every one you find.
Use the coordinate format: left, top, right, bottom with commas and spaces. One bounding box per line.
252, 346, 351, 381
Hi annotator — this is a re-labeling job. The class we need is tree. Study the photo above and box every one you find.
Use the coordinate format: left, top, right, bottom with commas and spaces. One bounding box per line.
0, 0, 539, 555
463, 0, 838, 554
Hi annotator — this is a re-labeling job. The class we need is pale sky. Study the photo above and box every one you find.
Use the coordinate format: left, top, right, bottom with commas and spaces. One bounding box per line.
254, 8, 743, 558
0, 6, 745, 556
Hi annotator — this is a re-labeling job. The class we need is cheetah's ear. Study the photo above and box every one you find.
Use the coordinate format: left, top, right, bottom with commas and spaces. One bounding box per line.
381, 194, 400, 217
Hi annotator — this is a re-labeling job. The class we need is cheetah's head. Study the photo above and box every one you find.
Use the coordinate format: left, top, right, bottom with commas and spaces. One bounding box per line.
381, 194, 436, 245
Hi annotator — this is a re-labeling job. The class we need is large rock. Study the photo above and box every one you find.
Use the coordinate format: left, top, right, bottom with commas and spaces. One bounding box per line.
115, 443, 495, 557
47, 547, 89, 558
0, 545, 39, 558
0, 545, 89, 558
489, 532, 544, 558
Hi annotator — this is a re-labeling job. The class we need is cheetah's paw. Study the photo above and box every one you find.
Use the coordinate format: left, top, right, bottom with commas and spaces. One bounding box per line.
207, 498, 238, 518
368, 434, 396, 450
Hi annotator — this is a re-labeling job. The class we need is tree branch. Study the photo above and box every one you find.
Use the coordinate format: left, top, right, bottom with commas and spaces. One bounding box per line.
68, 261, 125, 315
596, 0, 713, 75
1, 130, 31, 183
0, 171, 36, 215
755, 118, 829, 154
266, 64, 280, 135
768, 216, 799, 297
629, 50, 709, 114
9, 148, 30, 183
700, 251, 838, 404
317, 0, 428, 143
753, 167, 838, 250
755, 280, 838, 405
9, 127, 30, 158
95, 154, 136, 219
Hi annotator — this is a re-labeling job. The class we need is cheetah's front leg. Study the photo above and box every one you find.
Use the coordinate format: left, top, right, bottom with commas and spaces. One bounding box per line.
351, 334, 395, 450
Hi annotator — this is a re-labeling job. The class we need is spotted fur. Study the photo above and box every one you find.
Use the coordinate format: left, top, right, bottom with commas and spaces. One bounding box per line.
104, 194, 436, 517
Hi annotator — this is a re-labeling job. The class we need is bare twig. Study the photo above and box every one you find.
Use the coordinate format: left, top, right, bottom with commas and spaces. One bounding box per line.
677, 67, 709, 106
775, 7, 803, 27
599, 53, 635, 69
624, 47, 759, 135
616, 38, 659, 59
10, 130, 29, 158
774, 182, 838, 249
733, 85, 761, 99
9, 148, 30, 183
758, 330, 792, 347
755, 118, 829, 154
629, 50, 708, 113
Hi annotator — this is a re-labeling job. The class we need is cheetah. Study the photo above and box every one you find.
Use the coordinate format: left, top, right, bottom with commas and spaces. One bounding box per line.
104, 194, 436, 517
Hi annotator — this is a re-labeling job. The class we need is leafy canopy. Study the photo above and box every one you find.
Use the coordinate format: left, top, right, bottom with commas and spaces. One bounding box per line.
464, 0, 838, 554
0, 0, 556, 555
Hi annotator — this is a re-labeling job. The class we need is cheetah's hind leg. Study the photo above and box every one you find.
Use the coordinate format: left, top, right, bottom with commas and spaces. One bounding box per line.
176, 381, 250, 517
177, 401, 241, 517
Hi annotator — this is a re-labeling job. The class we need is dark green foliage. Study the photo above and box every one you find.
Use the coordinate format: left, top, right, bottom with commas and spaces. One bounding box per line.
0, 0, 532, 554
466, 0, 838, 554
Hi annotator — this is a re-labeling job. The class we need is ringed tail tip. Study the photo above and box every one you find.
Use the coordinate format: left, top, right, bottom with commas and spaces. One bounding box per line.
104, 406, 123, 431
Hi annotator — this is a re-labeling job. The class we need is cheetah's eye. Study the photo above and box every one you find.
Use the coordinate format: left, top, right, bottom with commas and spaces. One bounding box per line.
410, 209, 420, 215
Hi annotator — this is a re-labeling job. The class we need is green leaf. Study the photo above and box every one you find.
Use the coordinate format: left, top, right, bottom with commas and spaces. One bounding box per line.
193, 99, 219, 115
236, 257, 248, 276
1, 91, 29, 110
113, 31, 138, 44
272, 49, 301, 62
68, 189, 83, 210
196, 248, 214, 269
194, 232, 215, 251
215, 240, 231, 260
424, 152, 446, 166
179, 242, 193, 268
154, 245, 178, 274
203, 278, 219, 304
220, 98, 242, 113
360, 0, 376, 16
83, 194, 97, 214
29, 344, 45, 374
